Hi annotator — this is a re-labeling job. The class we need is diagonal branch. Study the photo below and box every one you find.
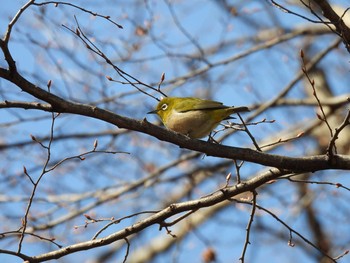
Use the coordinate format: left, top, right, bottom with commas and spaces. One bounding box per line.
3, 0, 35, 43
23, 169, 288, 262
312, 0, 350, 52
0, 68, 350, 172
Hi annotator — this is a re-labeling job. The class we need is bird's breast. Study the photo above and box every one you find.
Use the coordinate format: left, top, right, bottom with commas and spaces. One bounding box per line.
164, 110, 218, 138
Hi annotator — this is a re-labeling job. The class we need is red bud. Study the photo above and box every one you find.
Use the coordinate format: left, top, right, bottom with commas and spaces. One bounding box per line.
93, 139, 98, 149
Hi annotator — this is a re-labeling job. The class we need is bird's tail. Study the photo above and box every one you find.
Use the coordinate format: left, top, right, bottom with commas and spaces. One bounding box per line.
229, 106, 250, 114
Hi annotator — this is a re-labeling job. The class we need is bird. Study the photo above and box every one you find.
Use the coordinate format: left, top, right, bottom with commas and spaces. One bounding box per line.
148, 97, 249, 139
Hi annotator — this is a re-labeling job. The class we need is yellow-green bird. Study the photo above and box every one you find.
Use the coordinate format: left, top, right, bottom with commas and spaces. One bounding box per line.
148, 97, 249, 139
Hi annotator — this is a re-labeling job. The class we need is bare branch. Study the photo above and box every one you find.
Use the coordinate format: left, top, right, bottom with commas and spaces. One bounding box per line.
239, 191, 257, 263
33, 1, 123, 29
3, 0, 35, 43
326, 105, 350, 155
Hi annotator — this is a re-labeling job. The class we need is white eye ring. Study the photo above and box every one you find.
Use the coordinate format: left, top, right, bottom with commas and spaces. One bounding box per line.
161, 103, 168, 111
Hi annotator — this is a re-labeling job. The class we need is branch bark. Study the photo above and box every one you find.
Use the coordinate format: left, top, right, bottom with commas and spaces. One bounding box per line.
25, 168, 287, 262
0, 68, 350, 172
312, 0, 350, 51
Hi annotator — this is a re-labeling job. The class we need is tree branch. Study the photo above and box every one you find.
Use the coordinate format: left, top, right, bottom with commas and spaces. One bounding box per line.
312, 0, 350, 52
24, 168, 291, 262
0, 69, 350, 172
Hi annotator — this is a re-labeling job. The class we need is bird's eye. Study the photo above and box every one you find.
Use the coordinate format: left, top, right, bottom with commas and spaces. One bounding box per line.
161, 103, 168, 111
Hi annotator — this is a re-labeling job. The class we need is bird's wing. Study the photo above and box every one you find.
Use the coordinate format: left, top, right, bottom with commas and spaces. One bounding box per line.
175, 98, 228, 112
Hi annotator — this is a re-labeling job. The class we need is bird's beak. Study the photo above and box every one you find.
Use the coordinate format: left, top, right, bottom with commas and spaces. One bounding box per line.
147, 109, 158, 114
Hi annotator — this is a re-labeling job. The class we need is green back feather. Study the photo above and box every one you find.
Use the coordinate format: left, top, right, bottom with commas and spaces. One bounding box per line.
173, 97, 228, 112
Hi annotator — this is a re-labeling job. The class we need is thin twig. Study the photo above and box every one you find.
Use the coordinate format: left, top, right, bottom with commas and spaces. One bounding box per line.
17, 111, 57, 253
333, 250, 349, 260
326, 104, 350, 156
1, 230, 62, 248
164, 0, 209, 65
237, 113, 261, 151
123, 238, 130, 263
233, 160, 243, 184
33, 1, 123, 29
4, 0, 35, 43
270, 0, 340, 39
260, 132, 304, 149
62, 17, 167, 100
160, 209, 197, 228
285, 172, 350, 191
0, 249, 32, 262
236, 200, 337, 262
300, 49, 336, 157
239, 191, 257, 263
92, 211, 159, 240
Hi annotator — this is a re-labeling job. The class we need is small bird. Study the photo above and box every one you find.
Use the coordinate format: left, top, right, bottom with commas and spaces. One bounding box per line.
148, 97, 249, 139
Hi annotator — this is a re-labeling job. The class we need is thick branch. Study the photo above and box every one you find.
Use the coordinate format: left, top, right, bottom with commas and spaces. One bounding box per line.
0, 68, 350, 172
28, 168, 289, 262
312, 0, 350, 51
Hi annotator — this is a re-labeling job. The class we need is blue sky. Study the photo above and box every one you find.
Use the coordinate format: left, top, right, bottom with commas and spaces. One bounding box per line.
1, 1, 350, 262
